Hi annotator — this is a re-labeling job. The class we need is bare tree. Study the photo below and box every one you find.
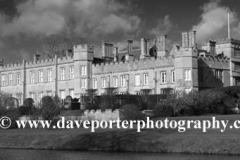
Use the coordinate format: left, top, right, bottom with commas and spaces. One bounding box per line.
39, 35, 85, 58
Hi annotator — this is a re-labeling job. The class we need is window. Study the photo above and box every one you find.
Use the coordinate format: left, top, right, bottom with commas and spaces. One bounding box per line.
236, 77, 240, 86
161, 72, 166, 84
215, 70, 223, 83
38, 92, 43, 102
101, 78, 106, 88
81, 65, 87, 75
135, 91, 140, 95
81, 78, 87, 88
184, 69, 191, 81
235, 62, 240, 71
60, 68, 65, 80
161, 88, 174, 94
120, 75, 126, 87
171, 71, 175, 83
47, 91, 52, 96
143, 73, 149, 85
16, 93, 22, 105
113, 77, 118, 87
92, 78, 97, 89
135, 74, 140, 86
70, 66, 74, 79
69, 89, 74, 98
38, 70, 43, 83
47, 69, 52, 82
30, 92, 35, 99
30, 71, 34, 84
199, 68, 204, 82
17, 73, 20, 85
1, 75, 5, 86
9, 74, 13, 85
60, 90, 65, 100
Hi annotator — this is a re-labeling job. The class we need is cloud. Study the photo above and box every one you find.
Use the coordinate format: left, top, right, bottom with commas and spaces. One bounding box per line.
0, 41, 5, 49
19, 49, 31, 61
149, 15, 173, 36
232, 25, 240, 39
192, 0, 238, 42
0, 0, 141, 39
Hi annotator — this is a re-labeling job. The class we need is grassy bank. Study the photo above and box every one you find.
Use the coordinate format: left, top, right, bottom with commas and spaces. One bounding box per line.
1, 115, 240, 155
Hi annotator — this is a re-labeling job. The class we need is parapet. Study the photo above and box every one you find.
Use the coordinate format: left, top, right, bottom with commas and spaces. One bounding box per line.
73, 44, 94, 53
1, 55, 75, 71
92, 56, 175, 74
25, 58, 56, 68
198, 55, 229, 63
214, 38, 231, 44
84, 109, 121, 114
4, 62, 22, 68
1, 62, 24, 71
212, 38, 240, 45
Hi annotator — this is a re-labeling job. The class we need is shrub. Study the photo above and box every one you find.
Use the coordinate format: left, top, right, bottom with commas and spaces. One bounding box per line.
100, 88, 118, 110
23, 98, 35, 108
40, 96, 60, 120
217, 104, 227, 115
175, 90, 227, 116
18, 106, 29, 115
180, 105, 195, 116
4, 108, 21, 129
120, 104, 144, 120
154, 103, 174, 117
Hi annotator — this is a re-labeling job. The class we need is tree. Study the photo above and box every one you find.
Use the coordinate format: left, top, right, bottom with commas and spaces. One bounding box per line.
23, 98, 35, 108
41, 96, 60, 120
121, 104, 144, 121
85, 89, 99, 110
100, 87, 118, 110
39, 35, 85, 58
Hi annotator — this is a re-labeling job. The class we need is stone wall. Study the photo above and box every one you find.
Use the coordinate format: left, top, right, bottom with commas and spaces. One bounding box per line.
83, 109, 124, 121
19, 109, 124, 121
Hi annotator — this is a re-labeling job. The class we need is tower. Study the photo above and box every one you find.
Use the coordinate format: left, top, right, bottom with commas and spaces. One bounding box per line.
73, 44, 94, 96
174, 31, 198, 92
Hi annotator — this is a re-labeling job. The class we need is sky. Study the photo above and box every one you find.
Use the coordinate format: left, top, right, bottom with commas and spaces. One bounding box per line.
0, 0, 240, 63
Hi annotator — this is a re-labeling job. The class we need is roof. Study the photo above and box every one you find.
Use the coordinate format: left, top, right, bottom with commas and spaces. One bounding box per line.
117, 49, 141, 61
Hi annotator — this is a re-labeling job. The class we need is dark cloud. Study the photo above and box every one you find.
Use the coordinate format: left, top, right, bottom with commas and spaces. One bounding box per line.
0, 0, 240, 63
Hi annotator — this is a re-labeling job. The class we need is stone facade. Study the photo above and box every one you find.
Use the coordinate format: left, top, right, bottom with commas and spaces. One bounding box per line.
1, 31, 240, 105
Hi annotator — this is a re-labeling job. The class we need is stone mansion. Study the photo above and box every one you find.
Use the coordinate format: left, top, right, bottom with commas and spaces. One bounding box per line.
0, 31, 240, 105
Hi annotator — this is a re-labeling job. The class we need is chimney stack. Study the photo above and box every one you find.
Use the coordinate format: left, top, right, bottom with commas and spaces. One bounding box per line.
33, 54, 40, 62
102, 42, 113, 58
189, 31, 196, 48
65, 49, 73, 57
127, 40, 133, 55
202, 40, 216, 56
113, 47, 118, 62
140, 38, 150, 59
182, 31, 196, 48
0, 59, 4, 67
182, 32, 189, 48
146, 39, 150, 55
157, 35, 167, 57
